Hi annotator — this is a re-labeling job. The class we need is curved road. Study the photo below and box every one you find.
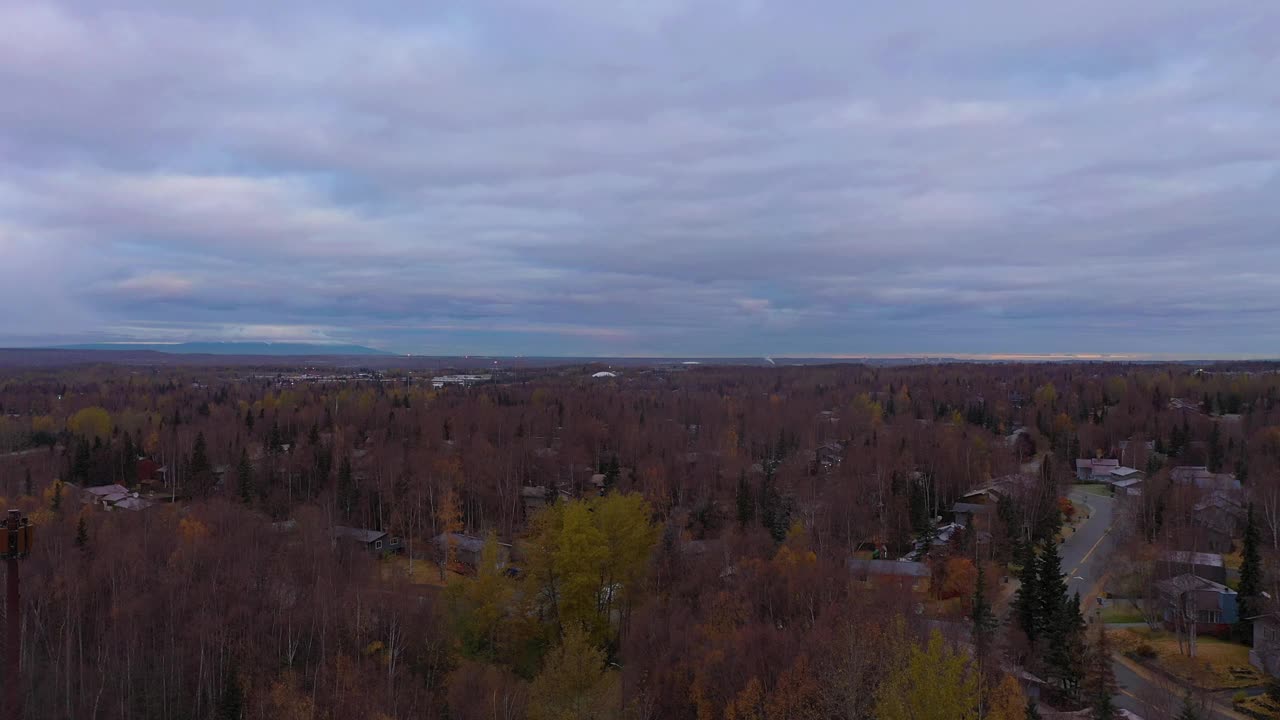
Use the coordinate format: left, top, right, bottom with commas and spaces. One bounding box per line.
1064, 489, 1246, 720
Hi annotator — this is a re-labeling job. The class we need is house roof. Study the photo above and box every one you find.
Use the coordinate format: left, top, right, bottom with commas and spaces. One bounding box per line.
333, 526, 387, 544
1161, 551, 1224, 568
1110, 466, 1142, 478
1113, 478, 1144, 489
114, 497, 153, 511
1156, 573, 1234, 596
1077, 458, 1120, 470
951, 502, 991, 515
847, 558, 931, 578
84, 484, 130, 497
1171, 466, 1241, 491
433, 532, 509, 554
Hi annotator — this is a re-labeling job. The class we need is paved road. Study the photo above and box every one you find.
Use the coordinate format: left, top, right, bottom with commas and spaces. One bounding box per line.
1062, 490, 1245, 720
1064, 490, 1115, 604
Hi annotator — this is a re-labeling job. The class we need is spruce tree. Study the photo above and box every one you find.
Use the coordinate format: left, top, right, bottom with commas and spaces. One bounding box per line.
75, 516, 88, 549
1012, 539, 1039, 643
1176, 694, 1200, 720
337, 456, 356, 518
237, 449, 254, 505
1236, 504, 1262, 643
735, 471, 755, 529
971, 562, 998, 661
218, 661, 244, 720
1036, 537, 1067, 641
23, 467, 32, 497
1025, 699, 1042, 720
50, 480, 62, 512
1082, 621, 1118, 719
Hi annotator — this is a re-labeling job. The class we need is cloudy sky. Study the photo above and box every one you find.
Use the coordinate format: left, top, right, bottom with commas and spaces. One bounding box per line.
2, 1, 1278, 357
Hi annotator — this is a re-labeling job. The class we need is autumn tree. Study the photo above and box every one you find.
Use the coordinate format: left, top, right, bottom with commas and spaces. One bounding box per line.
527, 625, 619, 720
876, 630, 978, 720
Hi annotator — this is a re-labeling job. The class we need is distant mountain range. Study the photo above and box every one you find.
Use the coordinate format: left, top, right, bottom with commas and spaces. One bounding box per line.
58, 342, 396, 356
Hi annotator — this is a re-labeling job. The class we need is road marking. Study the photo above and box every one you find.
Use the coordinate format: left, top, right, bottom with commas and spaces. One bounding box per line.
1069, 516, 1113, 578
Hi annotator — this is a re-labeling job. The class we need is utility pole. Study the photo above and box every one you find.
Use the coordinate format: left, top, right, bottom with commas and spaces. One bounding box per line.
2, 509, 33, 720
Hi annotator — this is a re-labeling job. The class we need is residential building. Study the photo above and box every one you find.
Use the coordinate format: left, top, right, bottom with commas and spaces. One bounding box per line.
1155, 573, 1238, 634
333, 526, 403, 554
432, 532, 511, 568
1076, 458, 1120, 482
847, 558, 930, 594
1157, 551, 1226, 585
1250, 613, 1280, 678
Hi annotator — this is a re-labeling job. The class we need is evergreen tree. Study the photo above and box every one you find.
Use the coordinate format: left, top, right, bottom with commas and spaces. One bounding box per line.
1035, 537, 1067, 641
244, 409, 254, 431
1012, 540, 1039, 643
337, 456, 357, 518
1207, 423, 1223, 473
217, 661, 245, 720
1025, 699, 1042, 720
191, 432, 211, 477
23, 467, 32, 497
50, 480, 62, 512
236, 449, 254, 505
735, 471, 755, 529
1082, 621, 1118, 719
1175, 695, 1200, 720
971, 562, 998, 661
74, 516, 88, 549
1236, 504, 1262, 643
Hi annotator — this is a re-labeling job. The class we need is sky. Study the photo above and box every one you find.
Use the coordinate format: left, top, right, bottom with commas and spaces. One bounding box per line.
2, 1, 1279, 358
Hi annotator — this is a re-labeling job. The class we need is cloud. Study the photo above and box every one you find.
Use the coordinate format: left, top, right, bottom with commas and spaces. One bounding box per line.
1, 1, 1279, 355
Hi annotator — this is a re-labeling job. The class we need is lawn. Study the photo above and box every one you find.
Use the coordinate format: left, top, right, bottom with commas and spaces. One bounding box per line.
1076, 483, 1115, 498
1236, 692, 1280, 719
1099, 600, 1146, 625
1109, 628, 1264, 690
381, 556, 467, 588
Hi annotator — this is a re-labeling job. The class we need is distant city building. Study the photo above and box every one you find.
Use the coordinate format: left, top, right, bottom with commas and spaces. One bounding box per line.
431, 374, 492, 388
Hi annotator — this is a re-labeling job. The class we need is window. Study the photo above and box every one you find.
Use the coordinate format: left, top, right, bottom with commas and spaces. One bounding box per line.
1265, 626, 1280, 643
1197, 610, 1221, 624
375, 540, 383, 550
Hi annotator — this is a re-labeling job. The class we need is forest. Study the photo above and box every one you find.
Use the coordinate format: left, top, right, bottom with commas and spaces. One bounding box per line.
1, 360, 1278, 719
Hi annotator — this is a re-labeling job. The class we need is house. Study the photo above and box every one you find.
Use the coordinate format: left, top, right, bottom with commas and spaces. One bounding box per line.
1076, 458, 1120, 482
1108, 466, 1144, 484
333, 526, 403, 554
1113, 477, 1144, 497
847, 558, 930, 594
1249, 613, 1280, 677
431, 374, 491, 388
1155, 573, 1238, 634
950, 502, 993, 529
1170, 466, 1242, 492
1158, 551, 1226, 585
1191, 491, 1245, 552
433, 532, 510, 568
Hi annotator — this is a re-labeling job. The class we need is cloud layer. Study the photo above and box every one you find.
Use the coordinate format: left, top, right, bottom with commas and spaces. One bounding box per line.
2, 1, 1279, 356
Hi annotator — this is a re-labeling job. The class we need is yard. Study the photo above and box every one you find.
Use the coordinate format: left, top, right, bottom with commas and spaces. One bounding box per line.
1235, 691, 1280, 719
1108, 628, 1265, 691
381, 555, 467, 588
1076, 482, 1115, 498
1099, 599, 1146, 625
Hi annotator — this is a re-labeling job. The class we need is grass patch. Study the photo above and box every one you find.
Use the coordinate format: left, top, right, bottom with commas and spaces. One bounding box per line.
1076, 483, 1115, 498
1099, 601, 1145, 624
1108, 628, 1263, 690
381, 556, 466, 588
1237, 693, 1280, 719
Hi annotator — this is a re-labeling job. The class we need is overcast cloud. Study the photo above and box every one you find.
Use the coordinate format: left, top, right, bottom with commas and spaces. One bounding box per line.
2, 1, 1278, 356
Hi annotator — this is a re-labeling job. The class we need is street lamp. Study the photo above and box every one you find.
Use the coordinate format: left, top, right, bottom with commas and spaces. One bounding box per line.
1, 510, 33, 720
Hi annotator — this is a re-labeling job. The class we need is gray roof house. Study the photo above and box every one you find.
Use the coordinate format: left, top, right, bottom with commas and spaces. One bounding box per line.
333, 526, 403, 554
1250, 613, 1280, 677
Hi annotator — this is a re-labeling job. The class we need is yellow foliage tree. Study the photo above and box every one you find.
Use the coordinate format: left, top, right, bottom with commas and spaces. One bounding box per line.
69, 406, 112, 440
985, 674, 1027, 720
527, 625, 619, 720
875, 630, 978, 720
